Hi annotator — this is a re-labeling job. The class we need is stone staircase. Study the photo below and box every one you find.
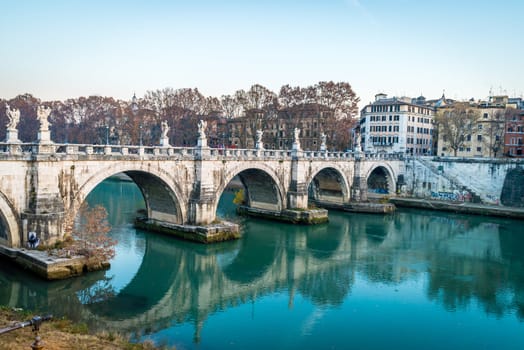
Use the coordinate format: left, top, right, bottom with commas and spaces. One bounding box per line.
415, 157, 483, 203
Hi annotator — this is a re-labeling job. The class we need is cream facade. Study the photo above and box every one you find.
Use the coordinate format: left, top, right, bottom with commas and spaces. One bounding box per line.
437, 96, 508, 158
360, 94, 435, 155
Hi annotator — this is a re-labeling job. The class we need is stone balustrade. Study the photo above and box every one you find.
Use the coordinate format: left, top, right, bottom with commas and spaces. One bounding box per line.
0, 141, 404, 161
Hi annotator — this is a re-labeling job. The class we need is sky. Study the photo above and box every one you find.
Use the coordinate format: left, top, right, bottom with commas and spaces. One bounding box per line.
1, 0, 523, 107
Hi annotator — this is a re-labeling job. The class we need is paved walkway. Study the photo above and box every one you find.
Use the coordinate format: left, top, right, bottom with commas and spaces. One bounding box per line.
390, 197, 524, 220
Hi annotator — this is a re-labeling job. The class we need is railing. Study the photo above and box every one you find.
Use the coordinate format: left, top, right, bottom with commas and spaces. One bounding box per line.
0, 141, 405, 162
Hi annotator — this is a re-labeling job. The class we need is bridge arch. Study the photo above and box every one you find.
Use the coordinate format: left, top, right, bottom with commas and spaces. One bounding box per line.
215, 163, 285, 213
220, 222, 279, 285
71, 164, 186, 231
306, 166, 351, 206
85, 234, 183, 320
365, 163, 396, 195
0, 192, 20, 247
500, 167, 524, 207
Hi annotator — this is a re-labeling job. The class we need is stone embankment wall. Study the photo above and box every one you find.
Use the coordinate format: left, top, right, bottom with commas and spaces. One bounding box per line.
403, 157, 524, 207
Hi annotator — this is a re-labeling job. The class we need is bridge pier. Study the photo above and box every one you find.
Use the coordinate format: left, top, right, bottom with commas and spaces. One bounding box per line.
138, 147, 241, 243
237, 154, 329, 225
288, 156, 309, 209
18, 158, 68, 246
237, 206, 328, 224
22, 195, 66, 246
351, 157, 368, 202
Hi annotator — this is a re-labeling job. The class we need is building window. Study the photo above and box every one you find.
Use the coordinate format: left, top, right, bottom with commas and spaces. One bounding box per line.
477, 135, 482, 141
478, 124, 483, 130
483, 113, 489, 119
477, 147, 482, 152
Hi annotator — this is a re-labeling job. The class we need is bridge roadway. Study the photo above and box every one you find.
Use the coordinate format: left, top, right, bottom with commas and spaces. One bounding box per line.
0, 141, 403, 247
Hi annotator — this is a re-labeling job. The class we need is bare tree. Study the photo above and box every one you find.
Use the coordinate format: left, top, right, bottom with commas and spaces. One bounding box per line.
220, 94, 243, 119
482, 109, 506, 157
436, 103, 481, 156
71, 204, 116, 264
236, 84, 277, 111
204, 96, 223, 116
313, 81, 360, 119
278, 84, 314, 108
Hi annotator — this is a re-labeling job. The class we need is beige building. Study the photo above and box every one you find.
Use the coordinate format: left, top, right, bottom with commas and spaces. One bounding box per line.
436, 96, 508, 158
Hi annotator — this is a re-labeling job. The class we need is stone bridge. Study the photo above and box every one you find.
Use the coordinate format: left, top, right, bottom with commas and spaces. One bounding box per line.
0, 139, 403, 247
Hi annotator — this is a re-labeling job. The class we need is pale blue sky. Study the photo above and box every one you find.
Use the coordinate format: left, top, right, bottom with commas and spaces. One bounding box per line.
1, 0, 522, 106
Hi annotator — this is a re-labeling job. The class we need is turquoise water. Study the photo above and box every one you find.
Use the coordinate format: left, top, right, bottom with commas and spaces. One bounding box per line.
1, 179, 524, 349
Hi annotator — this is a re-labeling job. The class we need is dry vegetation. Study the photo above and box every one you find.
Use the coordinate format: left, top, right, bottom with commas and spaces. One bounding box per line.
0, 307, 174, 350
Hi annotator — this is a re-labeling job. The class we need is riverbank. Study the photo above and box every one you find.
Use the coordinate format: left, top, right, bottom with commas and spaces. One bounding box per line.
0, 307, 173, 350
390, 197, 524, 219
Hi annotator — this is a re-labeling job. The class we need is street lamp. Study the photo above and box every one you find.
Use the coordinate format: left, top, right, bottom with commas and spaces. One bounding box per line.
139, 125, 143, 146
105, 126, 109, 145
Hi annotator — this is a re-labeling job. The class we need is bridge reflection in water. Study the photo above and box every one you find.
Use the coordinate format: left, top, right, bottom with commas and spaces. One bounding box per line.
1, 179, 524, 349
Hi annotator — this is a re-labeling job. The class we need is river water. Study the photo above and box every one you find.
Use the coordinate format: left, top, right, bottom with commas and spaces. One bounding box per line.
1, 179, 524, 350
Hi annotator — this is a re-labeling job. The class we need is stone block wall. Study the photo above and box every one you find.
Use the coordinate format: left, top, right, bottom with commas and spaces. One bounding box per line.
403, 157, 524, 206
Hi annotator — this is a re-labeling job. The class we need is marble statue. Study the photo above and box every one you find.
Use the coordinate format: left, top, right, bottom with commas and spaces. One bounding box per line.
161, 120, 169, 138
5, 105, 20, 130
37, 106, 52, 130
256, 129, 263, 143
198, 120, 207, 138
320, 132, 327, 151
293, 127, 300, 141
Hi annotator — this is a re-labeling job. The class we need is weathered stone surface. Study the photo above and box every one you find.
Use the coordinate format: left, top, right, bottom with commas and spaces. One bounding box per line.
237, 206, 329, 224
135, 218, 241, 243
404, 156, 524, 206
0, 245, 110, 280
344, 202, 396, 214
390, 197, 524, 219
0, 143, 404, 246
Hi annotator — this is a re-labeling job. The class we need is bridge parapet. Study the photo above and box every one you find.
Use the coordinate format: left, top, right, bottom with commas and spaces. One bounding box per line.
362, 152, 404, 161
2, 141, 405, 163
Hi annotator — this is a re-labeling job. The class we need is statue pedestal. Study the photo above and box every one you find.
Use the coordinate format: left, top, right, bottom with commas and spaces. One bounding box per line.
160, 136, 170, 147
197, 137, 207, 148
38, 130, 52, 144
5, 129, 20, 143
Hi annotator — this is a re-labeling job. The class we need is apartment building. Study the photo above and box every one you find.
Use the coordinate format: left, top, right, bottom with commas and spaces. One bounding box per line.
436, 95, 512, 158
359, 93, 435, 155
504, 105, 524, 157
